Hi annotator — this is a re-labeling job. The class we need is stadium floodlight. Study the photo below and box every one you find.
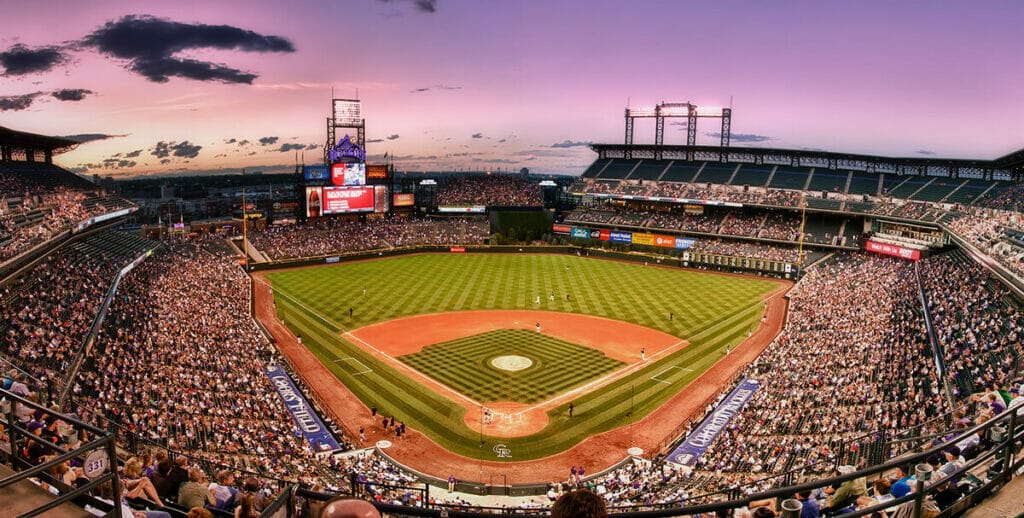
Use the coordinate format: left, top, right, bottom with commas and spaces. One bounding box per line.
657, 104, 694, 117
421, 179, 437, 186
626, 107, 658, 117
696, 106, 725, 117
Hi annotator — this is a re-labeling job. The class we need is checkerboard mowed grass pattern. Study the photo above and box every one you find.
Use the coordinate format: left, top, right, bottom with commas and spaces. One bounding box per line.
399, 329, 624, 404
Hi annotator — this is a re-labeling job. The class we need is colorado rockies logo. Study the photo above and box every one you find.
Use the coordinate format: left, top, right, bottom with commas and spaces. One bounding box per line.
493, 444, 512, 458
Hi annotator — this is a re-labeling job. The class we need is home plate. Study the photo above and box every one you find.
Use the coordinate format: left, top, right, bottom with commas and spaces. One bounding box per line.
627, 447, 644, 456
376, 440, 393, 449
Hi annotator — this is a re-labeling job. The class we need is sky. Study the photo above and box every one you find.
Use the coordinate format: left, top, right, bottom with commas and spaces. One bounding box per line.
1, 0, 1022, 178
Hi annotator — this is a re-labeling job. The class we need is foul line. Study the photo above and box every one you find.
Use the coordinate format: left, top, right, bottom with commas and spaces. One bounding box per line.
342, 331, 484, 409
257, 279, 352, 334
512, 339, 688, 417
651, 365, 692, 384
334, 357, 373, 376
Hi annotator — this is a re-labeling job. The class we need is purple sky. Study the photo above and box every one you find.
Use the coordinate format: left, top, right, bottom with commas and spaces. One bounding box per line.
1, 0, 1022, 178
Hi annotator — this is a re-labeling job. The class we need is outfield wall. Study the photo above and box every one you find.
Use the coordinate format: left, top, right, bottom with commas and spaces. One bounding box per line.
246, 244, 798, 280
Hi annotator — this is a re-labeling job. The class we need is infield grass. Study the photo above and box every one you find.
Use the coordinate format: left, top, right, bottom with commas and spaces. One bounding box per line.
267, 253, 779, 461
399, 329, 625, 404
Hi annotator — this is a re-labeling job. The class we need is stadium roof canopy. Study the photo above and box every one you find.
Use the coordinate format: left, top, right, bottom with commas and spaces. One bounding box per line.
0, 126, 79, 155
993, 147, 1024, 170
591, 143, 1024, 180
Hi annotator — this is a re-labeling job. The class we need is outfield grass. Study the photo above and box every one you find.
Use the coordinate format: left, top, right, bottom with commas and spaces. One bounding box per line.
268, 253, 778, 461
399, 329, 625, 404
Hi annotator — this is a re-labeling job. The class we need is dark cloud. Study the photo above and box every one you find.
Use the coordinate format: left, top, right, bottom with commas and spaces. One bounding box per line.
551, 140, 592, 148
225, 138, 237, 144
915, 150, 936, 155
80, 158, 138, 170
367, 138, 384, 143
705, 132, 774, 143
497, 139, 507, 143
0, 44, 68, 75
305, 143, 318, 150
125, 149, 142, 158
277, 143, 305, 152
379, 0, 437, 13
410, 84, 461, 93
471, 133, 483, 139
152, 141, 172, 158
79, 15, 295, 84
160, 158, 171, 164
259, 136, 279, 146
61, 133, 126, 143
0, 92, 44, 111
238, 139, 250, 146
387, 134, 400, 140
51, 88, 94, 101
151, 140, 202, 159
172, 141, 201, 158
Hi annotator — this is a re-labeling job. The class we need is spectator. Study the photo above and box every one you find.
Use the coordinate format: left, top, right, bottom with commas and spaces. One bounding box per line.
178, 468, 215, 510
209, 469, 240, 509
551, 489, 607, 518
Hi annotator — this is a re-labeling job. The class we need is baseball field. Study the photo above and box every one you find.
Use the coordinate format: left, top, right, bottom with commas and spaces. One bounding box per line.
265, 253, 780, 462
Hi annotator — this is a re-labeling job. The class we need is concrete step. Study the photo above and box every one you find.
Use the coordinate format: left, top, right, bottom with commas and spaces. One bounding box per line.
962, 471, 1024, 518
0, 464, 94, 517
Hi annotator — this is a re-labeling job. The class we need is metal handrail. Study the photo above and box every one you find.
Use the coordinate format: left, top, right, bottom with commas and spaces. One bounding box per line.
0, 387, 122, 517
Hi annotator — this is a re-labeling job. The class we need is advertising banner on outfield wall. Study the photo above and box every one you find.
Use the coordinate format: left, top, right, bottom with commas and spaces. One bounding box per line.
653, 234, 676, 248
675, 237, 696, 249
631, 233, 655, 246
571, 227, 591, 239
667, 378, 760, 467
610, 230, 632, 243
553, 224, 572, 235
264, 364, 342, 453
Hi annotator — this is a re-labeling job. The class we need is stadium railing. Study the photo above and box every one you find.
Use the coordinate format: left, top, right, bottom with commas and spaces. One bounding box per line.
1, 387, 123, 517
294, 406, 1022, 518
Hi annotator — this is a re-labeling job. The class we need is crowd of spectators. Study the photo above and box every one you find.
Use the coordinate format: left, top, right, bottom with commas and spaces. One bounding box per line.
435, 175, 542, 207
70, 237, 355, 486
645, 211, 723, 234
554, 251, 1023, 511
566, 206, 829, 249
574, 179, 804, 208
974, 183, 1024, 212
248, 217, 490, 260
697, 254, 947, 477
946, 210, 1024, 279
1, 173, 135, 261
919, 251, 1024, 399
718, 212, 763, 238
758, 213, 801, 242
1, 230, 155, 404
689, 239, 804, 263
